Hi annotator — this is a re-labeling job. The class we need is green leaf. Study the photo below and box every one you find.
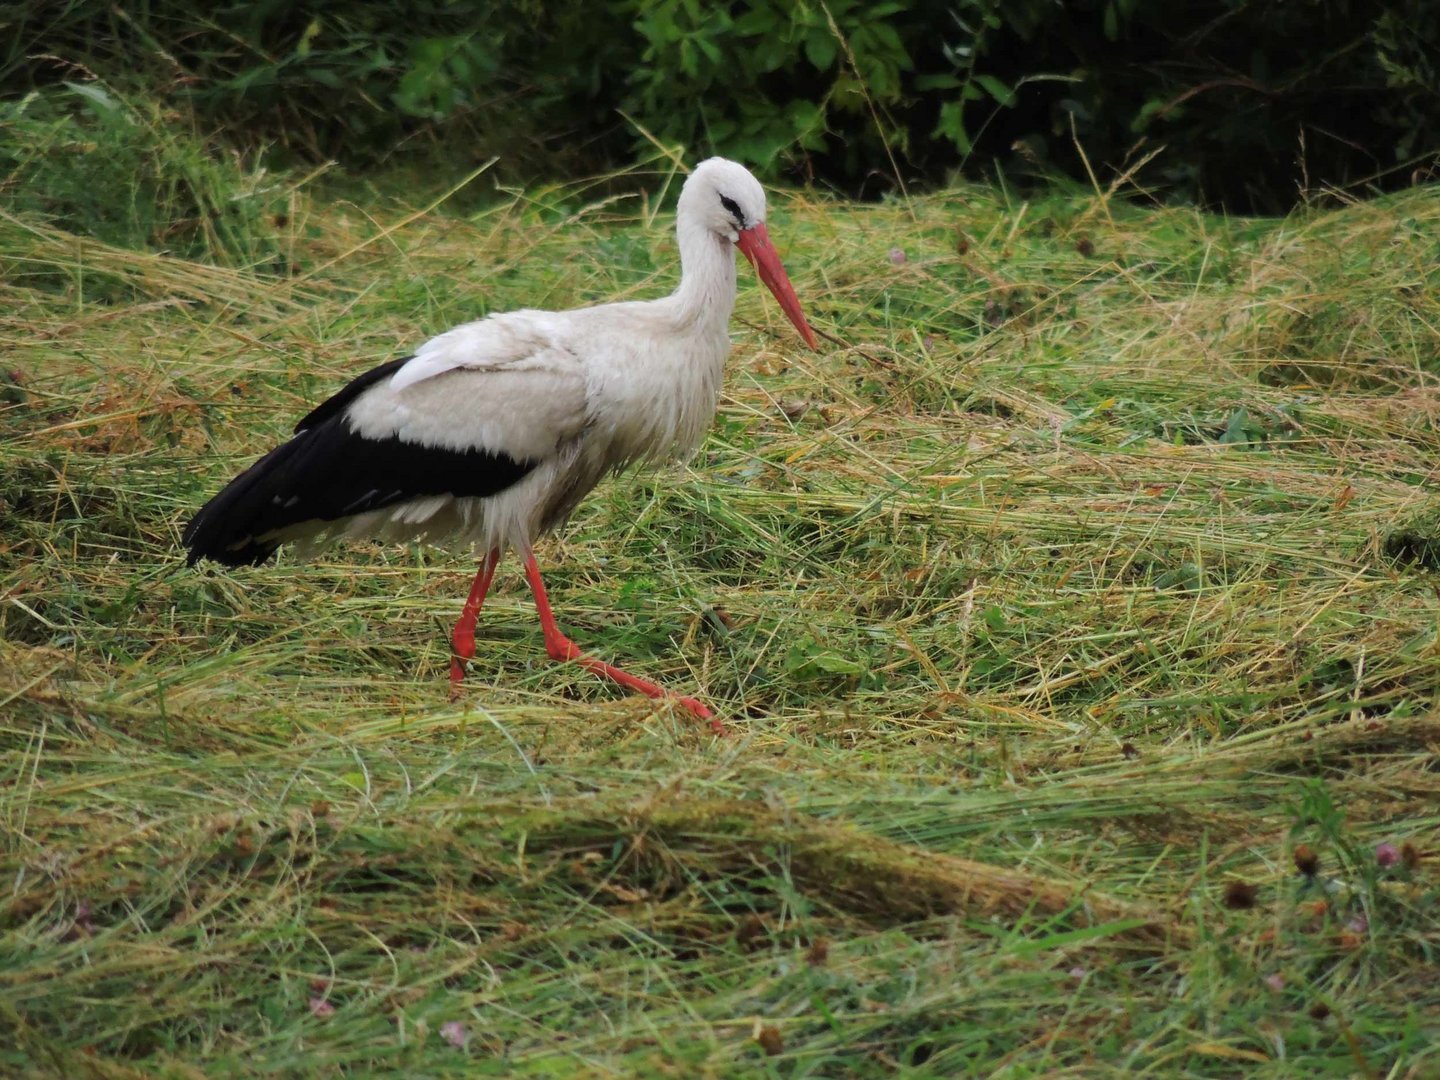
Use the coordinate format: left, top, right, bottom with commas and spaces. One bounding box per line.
753, 37, 789, 73
869, 66, 899, 98
296, 17, 322, 58
805, 29, 837, 70
64, 81, 122, 121
1154, 563, 1202, 592
915, 74, 964, 91
975, 73, 1016, 107
870, 22, 906, 57
1219, 407, 1254, 445
413, 37, 448, 67
936, 100, 971, 152
788, 98, 821, 127
812, 652, 866, 675
1131, 98, 1167, 133
784, 636, 868, 680
732, 8, 775, 36
694, 35, 723, 66
1007, 919, 1155, 955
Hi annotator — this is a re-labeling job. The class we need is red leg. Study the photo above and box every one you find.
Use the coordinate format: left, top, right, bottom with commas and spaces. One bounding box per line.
521, 553, 724, 734
449, 547, 501, 688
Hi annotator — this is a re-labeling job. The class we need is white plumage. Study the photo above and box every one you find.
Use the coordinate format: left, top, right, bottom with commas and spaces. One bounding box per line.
184, 158, 817, 726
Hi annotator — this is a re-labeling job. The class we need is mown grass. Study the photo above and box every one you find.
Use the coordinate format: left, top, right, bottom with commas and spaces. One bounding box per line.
2, 111, 1439, 1076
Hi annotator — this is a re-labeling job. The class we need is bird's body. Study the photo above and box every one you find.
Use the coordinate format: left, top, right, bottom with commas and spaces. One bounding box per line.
184, 158, 816, 725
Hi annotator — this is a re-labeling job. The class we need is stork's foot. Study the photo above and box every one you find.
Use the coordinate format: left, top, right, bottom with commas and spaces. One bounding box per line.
448, 633, 475, 700
523, 552, 724, 734
449, 627, 477, 693
545, 634, 725, 734
672, 694, 722, 729
448, 657, 468, 700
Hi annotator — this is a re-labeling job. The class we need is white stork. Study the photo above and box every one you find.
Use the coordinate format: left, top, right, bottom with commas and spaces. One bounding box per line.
183, 158, 817, 730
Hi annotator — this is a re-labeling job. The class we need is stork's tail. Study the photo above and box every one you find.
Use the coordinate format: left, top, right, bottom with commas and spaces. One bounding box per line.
183, 430, 335, 566
184, 364, 538, 567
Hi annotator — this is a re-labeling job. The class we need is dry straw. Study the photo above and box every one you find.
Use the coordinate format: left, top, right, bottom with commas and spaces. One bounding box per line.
2, 160, 1438, 1073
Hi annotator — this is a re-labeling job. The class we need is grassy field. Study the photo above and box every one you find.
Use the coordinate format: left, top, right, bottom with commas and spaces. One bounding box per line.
3, 117, 1439, 1075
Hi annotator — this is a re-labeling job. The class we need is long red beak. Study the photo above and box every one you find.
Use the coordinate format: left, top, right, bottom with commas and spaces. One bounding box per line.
735, 223, 818, 350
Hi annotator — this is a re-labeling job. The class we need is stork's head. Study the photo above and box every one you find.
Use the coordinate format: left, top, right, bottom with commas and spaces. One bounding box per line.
683, 157, 770, 240
681, 157, 818, 349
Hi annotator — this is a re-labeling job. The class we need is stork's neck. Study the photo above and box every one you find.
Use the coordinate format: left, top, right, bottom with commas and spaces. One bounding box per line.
666, 215, 738, 338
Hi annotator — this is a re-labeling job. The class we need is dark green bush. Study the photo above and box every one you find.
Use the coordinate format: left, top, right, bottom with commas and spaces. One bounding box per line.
3, 1, 1436, 210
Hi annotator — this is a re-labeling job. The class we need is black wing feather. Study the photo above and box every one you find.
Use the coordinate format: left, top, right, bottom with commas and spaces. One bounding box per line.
293, 356, 409, 433
184, 360, 535, 567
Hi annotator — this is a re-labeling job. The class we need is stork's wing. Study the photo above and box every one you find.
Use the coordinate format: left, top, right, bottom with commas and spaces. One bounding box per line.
294, 356, 408, 433
388, 310, 561, 393
184, 313, 588, 566
349, 312, 588, 462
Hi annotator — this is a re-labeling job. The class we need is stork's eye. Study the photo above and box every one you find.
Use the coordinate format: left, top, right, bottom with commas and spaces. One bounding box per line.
719, 195, 745, 227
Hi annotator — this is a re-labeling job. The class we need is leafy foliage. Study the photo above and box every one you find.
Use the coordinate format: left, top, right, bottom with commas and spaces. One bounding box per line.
4, 0, 1437, 208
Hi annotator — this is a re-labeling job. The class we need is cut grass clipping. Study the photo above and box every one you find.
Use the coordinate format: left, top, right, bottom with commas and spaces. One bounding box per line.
3, 133, 1439, 1073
